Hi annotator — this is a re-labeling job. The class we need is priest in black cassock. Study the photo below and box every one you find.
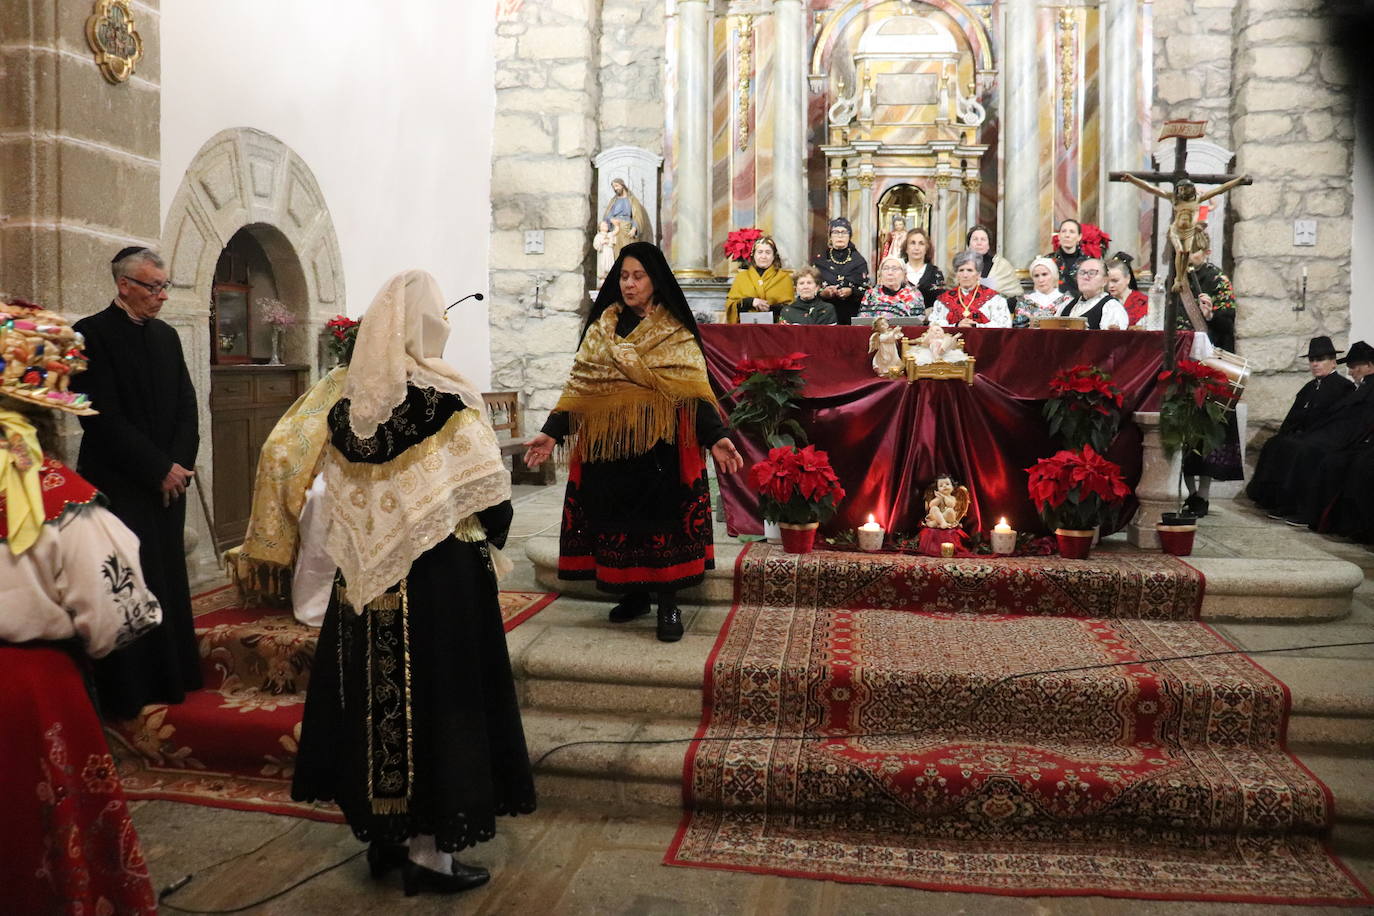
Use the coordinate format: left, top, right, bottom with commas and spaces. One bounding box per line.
1247, 339, 1374, 525
71, 247, 202, 719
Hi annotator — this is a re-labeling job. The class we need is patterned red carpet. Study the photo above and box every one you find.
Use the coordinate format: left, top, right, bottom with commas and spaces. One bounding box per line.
109, 586, 556, 819
667, 544, 1371, 905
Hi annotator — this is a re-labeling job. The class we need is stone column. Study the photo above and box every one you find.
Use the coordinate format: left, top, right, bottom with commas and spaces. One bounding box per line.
671, 0, 713, 276
1001, 0, 1040, 268
963, 174, 982, 238
1127, 411, 1180, 549
858, 172, 876, 263
828, 174, 846, 221
1101, 0, 1143, 250
934, 175, 952, 260
770, 0, 808, 266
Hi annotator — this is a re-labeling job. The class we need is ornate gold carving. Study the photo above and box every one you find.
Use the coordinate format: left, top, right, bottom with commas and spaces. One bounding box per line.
962, 177, 982, 192
827, 176, 846, 191
857, 174, 875, 189
1058, 8, 1076, 151
736, 15, 754, 152
935, 175, 952, 190
85, 0, 143, 84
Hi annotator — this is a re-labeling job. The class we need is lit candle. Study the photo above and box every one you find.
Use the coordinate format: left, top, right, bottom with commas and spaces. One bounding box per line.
991, 517, 1017, 555
857, 514, 884, 552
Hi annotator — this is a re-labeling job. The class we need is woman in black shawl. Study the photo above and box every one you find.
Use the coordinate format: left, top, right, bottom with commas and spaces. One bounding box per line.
811, 217, 870, 325
524, 243, 743, 642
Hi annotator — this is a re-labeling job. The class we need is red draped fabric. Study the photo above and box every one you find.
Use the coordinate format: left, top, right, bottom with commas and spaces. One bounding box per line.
0, 646, 157, 915
702, 326, 1192, 537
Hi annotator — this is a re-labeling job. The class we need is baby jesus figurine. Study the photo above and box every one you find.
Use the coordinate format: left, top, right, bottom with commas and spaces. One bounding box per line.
923, 474, 970, 529
909, 324, 967, 366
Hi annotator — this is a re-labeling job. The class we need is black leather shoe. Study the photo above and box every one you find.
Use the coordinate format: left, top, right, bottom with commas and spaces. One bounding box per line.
401, 859, 490, 897
608, 592, 651, 623
656, 603, 683, 642
367, 842, 407, 880
1183, 494, 1208, 518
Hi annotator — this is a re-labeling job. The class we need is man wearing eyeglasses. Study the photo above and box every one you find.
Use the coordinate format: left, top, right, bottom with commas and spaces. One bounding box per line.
1056, 258, 1130, 330
70, 246, 203, 719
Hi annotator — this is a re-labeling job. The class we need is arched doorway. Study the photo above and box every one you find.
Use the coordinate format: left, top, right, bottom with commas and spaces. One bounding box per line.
160, 128, 345, 574
875, 183, 929, 263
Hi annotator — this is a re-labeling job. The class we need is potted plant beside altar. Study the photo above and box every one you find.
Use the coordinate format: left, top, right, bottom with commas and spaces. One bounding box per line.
1153, 359, 1233, 555
1043, 364, 1125, 453
1026, 445, 1132, 560
727, 351, 809, 542
750, 445, 846, 554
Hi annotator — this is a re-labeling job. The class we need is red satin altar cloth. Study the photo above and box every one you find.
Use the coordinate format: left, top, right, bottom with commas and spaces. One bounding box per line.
702, 326, 1192, 537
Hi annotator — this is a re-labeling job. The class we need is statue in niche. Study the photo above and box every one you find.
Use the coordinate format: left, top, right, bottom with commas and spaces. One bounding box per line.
880, 216, 908, 263
602, 178, 651, 257
592, 219, 616, 282
923, 474, 971, 529
868, 316, 906, 378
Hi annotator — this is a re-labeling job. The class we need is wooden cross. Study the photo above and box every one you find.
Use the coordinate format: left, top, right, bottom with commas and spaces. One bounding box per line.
1109, 119, 1251, 367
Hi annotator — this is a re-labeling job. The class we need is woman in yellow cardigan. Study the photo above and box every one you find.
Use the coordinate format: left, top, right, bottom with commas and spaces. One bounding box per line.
725, 237, 794, 322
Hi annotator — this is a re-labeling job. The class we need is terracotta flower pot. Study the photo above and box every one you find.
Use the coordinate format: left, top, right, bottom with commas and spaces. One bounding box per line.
1156, 523, 1198, 556
1055, 528, 1095, 560
779, 521, 819, 554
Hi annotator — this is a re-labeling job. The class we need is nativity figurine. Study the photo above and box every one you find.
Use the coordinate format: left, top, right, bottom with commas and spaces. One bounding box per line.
908, 324, 967, 366
923, 474, 970, 529
868, 316, 906, 378
592, 219, 616, 282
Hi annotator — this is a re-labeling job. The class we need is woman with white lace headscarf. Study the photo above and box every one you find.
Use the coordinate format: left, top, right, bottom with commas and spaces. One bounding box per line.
292, 270, 535, 897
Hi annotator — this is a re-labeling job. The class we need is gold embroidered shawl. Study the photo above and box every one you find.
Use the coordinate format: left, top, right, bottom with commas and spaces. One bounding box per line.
232, 367, 347, 600
553, 304, 716, 462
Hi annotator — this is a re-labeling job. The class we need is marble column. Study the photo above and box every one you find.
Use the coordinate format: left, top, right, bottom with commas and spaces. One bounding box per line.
1001, 0, 1041, 269
671, 0, 713, 276
858, 172, 875, 263
963, 175, 981, 238
770, 0, 808, 266
828, 174, 845, 221
1102, 0, 1143, 254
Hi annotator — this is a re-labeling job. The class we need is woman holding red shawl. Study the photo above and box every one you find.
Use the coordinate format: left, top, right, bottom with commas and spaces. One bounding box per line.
525, 243, 744, 641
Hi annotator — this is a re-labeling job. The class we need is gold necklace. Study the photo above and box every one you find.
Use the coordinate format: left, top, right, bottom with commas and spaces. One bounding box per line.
827, 247, 852, 266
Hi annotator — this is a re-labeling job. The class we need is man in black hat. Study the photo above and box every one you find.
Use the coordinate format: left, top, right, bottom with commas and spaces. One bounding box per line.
811, 217, 870, 325
1248, 340, 1374, 523
70, 246, 203, 718
1277, 337, 1356, 435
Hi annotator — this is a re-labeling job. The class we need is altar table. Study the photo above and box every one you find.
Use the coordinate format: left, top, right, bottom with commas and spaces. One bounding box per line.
701, 326, 1192, 537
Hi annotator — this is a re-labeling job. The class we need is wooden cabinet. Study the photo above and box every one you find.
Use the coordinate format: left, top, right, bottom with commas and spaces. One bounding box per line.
210, 365, 308, 549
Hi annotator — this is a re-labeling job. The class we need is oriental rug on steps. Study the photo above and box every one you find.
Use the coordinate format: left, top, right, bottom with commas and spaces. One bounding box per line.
108, 586, 557, 820
666, 544, 1371, 905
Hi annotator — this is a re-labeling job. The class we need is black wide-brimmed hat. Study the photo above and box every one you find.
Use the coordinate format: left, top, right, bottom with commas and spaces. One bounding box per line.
1303, 335, 1340, 359
1338, 340, 1374, 365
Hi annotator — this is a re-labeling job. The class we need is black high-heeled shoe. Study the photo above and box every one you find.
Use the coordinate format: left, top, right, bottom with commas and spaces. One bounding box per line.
401, 858, 491, 897
366, 842, 408, 879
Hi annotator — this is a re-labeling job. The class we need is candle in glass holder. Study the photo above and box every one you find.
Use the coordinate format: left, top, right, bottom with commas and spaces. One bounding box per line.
991, 517, 1017, 555
857, 514, 884, 552
940, 542, 955, 558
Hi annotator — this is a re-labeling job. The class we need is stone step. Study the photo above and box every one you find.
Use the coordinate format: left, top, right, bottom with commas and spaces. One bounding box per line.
526, 537, 1365, 621
519, 708, 1374, 828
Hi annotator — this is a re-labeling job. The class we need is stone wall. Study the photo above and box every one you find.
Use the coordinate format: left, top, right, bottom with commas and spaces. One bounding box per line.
1153, 0, 1355, 439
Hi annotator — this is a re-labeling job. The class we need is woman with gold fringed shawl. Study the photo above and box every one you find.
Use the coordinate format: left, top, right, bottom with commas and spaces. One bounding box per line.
292, 270, 535, 897
524, 242, 744, 642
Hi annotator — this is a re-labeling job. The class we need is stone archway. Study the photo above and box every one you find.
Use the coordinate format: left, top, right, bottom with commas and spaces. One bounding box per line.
160, 127, 345, 582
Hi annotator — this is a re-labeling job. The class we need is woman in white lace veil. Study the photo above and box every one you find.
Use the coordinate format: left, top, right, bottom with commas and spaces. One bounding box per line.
294, 269, 535, 897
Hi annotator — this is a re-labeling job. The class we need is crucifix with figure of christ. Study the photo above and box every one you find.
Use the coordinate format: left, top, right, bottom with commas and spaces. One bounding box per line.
1109, 119, 1251, 367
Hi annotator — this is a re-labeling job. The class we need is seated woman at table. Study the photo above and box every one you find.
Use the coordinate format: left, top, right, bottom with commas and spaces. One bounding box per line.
1049, 218, 1089, 297
1058, 258, 1130, 330
929, 250, 1011, 328
859, 257, 924, 321
778, 266, 837, 325
1015, 256, 1072, 326
725, 236, 794, 323
965, 225, 1021, 301
901, 228, 945, 310
1105, 253, 1150, 327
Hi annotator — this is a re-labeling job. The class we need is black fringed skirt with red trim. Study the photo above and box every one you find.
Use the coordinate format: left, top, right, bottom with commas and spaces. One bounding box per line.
557, 431, 714, 594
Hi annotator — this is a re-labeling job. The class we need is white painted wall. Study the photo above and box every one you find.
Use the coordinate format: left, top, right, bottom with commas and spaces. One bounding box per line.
159, 0, 497, 386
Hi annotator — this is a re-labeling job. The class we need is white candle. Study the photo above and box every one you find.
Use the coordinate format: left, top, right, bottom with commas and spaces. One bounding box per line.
991, 517, 1017, 555
857, 513, 884, 552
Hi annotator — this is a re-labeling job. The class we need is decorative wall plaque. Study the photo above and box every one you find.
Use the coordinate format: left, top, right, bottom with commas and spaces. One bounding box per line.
86, 0, 143, 84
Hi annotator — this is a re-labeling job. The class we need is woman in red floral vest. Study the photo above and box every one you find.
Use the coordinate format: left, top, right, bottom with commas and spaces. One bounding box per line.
929, 250, 1012, 328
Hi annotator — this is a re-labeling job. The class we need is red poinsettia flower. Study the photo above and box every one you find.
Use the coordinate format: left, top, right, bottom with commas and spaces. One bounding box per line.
724, 227, 765, 262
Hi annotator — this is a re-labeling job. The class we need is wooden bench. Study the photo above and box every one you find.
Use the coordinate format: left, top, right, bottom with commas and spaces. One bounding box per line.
483, 391, 555, 485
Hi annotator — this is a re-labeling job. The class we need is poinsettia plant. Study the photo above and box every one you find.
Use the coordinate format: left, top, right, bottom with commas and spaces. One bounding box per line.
728, 351, 809, 449
1026, 445, 1132, 531
1157, 359, 1230, 458
1053, 223, 1112, 259
750, 445, 847, 525
724, 227, 765, 265
324, 314, 360, 364
1043, 364, 1125, 453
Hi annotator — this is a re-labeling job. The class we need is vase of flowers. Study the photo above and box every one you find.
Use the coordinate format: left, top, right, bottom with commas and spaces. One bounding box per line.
724, 227, 764, 267
1026, 445, 1132, 560
324, 314, 361, 366
750, 445, 846, 554
1156, 358, 1231, 525
1043, 364, 1125, 452
257, 298, 297, 366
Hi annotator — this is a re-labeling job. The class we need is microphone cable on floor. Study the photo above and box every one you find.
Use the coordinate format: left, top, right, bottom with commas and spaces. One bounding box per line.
152, 638, 1374, 910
